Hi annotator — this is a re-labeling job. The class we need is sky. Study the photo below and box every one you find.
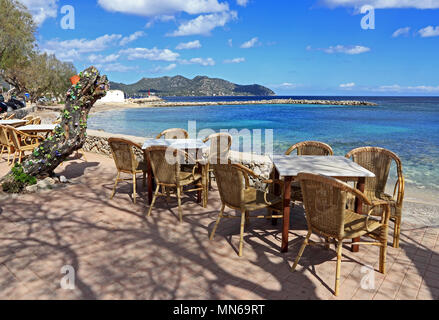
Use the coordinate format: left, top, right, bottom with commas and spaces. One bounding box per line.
18, 0, 439, 96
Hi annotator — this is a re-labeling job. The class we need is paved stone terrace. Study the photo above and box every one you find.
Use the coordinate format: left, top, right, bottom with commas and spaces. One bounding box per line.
0, 152, 438, 300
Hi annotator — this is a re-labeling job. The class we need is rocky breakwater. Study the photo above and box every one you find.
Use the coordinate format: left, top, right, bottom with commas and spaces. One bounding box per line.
136, 98, 377, 107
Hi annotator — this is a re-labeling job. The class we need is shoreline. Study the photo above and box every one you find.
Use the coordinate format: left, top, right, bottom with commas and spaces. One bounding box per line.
34, 97, 378, 115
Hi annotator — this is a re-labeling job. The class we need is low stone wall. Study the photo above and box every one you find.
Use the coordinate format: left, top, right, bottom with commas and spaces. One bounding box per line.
84, 130, 274, 181
4, 105, 36, 119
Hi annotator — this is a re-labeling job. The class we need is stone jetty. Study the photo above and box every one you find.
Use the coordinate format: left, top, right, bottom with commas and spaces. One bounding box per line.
132, 98, 377, 107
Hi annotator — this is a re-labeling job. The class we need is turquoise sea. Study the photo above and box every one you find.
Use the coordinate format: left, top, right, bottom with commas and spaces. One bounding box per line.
88, 96, 439, 193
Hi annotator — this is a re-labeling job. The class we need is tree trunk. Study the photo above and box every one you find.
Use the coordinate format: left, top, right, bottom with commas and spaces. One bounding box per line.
1, 66, 108, 190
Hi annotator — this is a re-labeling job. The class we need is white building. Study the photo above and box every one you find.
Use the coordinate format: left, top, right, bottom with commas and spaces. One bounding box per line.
96, 90, 125, 104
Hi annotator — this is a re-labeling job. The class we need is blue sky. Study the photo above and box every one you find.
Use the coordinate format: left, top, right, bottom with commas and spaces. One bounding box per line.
21, 0, 439, 95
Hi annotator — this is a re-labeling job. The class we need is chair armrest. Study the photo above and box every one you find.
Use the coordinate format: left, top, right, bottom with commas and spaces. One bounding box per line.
364, 201, 391, 232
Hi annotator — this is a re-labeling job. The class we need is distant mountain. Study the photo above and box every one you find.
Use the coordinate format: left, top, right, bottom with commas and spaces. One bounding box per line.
109, 75, 275, 97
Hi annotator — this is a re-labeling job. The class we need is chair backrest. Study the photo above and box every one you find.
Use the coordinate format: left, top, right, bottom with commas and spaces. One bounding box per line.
345, 147, 403, 196
213, 163, 248, 210
6, 114, 15, 120
146, 145, 189, 186
108, 137, 142, 173
0, 125, 10, 146
285, 141, 333, 156
204, 132, 232, 165
32, 117, 41, 125
5, 126, 22, 149
298, 173, 371, 239
156, 128, 189, 139
23, 115, 33, 125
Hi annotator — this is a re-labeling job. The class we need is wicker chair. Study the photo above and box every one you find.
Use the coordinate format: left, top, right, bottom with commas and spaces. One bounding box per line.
210, 163, 284, 257
31, 117, 41, 125
345, 147, 404, 248
5, 114, 15, 120
5, 125, 44, 165
108, 137, 148, 204
285, 141, 334, 203
203, 132, 232, 188
291, 173, 390, 296
156, 128, 189, 139
145, 145, 204, 222
0, 125, 14, 163
23, 115, 34, 125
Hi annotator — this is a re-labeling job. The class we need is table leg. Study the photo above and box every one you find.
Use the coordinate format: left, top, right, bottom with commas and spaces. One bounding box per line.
272, 169, 280, 226
147, 156, 153, 205
352, 177, 365, 252
281, 176, 292, 253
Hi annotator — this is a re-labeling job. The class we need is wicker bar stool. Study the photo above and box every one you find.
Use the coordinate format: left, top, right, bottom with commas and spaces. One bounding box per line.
345, 147, 405, 248
291, 173, 390, 296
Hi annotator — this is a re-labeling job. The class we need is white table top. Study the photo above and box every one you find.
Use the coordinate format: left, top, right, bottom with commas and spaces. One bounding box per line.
0, 119, 27, 125
142, 139, 207, 150
17, 124, 57, 132
270, 155, 375, 178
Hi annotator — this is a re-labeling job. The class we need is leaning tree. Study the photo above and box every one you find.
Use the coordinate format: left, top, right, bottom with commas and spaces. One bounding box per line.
1, 66, 109, 192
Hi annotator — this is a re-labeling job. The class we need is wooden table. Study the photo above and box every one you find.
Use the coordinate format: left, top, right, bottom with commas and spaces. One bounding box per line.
142, 139, 209, 207
17, 124, 57, 133
0, 120, 27, 127
270, 155, 376, 253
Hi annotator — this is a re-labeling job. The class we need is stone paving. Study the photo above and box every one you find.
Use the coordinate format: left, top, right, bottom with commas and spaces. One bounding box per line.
0, 152, 438, 300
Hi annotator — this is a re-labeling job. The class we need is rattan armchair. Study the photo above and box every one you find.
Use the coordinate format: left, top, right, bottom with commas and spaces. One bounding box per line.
291, 173, 390, 296
285, 141, 334, 203
210, 163, 284, 257
23, 115, 34, 125
108, 137, 148, 204
156, 128, 189, 139
203, 132, 232, 188
145, 145, 204, 222
5, 114, 15, 120
345, 147, 404, 248
0, 125, 14, 163
5, 125, 44, 165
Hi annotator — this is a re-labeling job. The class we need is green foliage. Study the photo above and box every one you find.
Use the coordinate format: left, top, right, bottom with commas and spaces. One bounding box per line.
0, 0, 76, 101
1, 163, 36, 193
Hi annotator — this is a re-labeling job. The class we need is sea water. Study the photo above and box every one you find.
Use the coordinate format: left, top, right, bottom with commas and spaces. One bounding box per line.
88, 96, 439, 194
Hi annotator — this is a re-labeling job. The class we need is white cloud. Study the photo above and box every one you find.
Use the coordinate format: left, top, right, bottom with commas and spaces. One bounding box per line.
151, 63, 177, 73
168, 11, 237, 36
271, 83, 299, 89
376, 84, 439, 93
236, 0, 249, 6
322, 45, 370, 55
176, 40, 202, 50
228, 39, 233, 47
240, 37, 259, 48
88, 54, 120, 63
145, 15, 175, 28
419, 26, 439, 37
224, 57, 245, 63
18, 0, 58, 25
180, 57, 215, 66
340, 82, 356, 88
95, 63, 137, 72
321, 0, 439, 9
120, 31, 145, 46
98, 0, 229, 16
44, 34, 123, 54
392, 27, 411, 38
120, 47, 180, 61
